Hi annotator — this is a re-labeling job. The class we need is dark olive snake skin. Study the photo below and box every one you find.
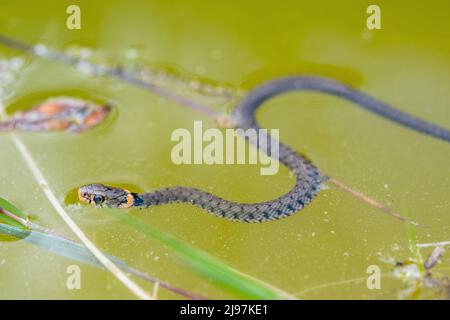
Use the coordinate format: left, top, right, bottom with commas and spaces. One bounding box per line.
79, 76, 450, 222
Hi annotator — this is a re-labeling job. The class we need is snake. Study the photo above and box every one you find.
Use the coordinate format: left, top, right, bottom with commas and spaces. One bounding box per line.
78, 76, 450, 222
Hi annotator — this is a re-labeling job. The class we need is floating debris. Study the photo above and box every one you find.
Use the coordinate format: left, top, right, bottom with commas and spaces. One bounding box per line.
392, 246, 449, 299
0, 97, 112, 133
393, 259, 422, 282
424, 246, 445, 271
64, 44, 240, 101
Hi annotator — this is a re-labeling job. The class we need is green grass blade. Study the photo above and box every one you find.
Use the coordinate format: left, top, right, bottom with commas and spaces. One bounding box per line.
0, 222, 125, 267
401, 199, 424, 274
0, 197, 28, 229
108, 209, 293, 299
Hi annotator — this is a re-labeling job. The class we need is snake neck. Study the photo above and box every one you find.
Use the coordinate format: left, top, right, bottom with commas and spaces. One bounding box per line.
131, 193, 145, 206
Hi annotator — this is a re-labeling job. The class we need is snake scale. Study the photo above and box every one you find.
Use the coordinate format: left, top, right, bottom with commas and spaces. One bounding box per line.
78, 76, 450, 222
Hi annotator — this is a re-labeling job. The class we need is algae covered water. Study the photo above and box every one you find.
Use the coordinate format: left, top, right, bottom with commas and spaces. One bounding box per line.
0, 1, 449, 299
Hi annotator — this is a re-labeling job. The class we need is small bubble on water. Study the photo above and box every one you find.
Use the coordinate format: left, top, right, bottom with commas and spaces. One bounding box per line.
79, 48, 93, 59
33, 44, 48, 56
76, 61, 95, 75
125, 48, 139, 60
10, 58, 23, 70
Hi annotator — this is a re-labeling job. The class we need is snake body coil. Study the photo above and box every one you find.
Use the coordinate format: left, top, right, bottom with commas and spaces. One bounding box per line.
78, 76, 450, 222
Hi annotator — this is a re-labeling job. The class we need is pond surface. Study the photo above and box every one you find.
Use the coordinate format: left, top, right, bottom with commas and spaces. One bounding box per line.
0, 0, 449, 299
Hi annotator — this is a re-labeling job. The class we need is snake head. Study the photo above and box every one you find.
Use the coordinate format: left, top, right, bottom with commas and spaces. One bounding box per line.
78, 184, 135, 208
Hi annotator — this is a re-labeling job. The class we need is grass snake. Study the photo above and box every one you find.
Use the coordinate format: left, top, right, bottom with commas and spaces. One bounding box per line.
78, 76, 450, 222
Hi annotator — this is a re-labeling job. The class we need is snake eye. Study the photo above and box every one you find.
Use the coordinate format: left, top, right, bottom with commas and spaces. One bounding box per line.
93, 195, 105, 205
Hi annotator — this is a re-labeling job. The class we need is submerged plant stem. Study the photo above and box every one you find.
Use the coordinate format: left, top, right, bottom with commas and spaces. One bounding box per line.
0, 207, 72, 241
417, 241, 450, 248
327, 177, 424, 227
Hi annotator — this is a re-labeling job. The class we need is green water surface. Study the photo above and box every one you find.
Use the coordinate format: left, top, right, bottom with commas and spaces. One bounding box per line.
0, 0, 449, 299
